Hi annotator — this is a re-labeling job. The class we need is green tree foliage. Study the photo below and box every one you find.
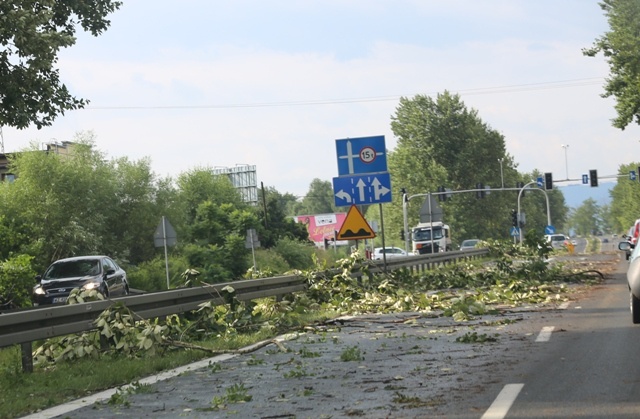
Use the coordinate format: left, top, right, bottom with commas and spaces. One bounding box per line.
385, 91, 558, 244
569, 198, 600, 236
584, 0, 640, 129
0, 254, 36, 308
292, 179, 337, 216
609, 162, 640, 232
256, 186, 309, 248
0, 133, 168, 269
0, 1, 122, 129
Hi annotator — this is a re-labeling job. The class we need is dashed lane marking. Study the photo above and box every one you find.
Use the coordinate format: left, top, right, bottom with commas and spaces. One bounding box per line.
535, 326, 555, 342
481, 383, 525, 419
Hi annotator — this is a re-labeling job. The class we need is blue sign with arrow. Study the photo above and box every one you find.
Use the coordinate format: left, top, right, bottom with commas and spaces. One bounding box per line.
333, 172, 392, 206
544, 225, 556, 234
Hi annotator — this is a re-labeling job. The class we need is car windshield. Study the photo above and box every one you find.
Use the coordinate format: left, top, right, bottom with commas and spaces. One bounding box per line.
462, 240, 478, 247
43, 260, 101, 280
413, 227, 443, 241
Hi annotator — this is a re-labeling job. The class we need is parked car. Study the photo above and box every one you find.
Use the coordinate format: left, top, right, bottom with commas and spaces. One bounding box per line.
32, 255, 129, 306
459, 239, 481, 251
619, 241, 640, 323
372, 247, 408, 260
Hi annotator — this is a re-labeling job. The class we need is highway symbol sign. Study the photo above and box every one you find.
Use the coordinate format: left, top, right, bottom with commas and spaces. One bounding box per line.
332, 172, 392, 206
336, 205, 376, 240
336, 136, 387, 176
544, 225, 556, 234
536, 177, 543, 188
631, 170, 637, 181
510, 226, 520, 237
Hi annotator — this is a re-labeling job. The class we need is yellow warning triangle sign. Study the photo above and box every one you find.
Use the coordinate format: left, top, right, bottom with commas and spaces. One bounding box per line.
337, 205, 376, 240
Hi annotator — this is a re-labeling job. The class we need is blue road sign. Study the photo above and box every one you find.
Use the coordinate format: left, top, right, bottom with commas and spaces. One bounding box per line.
544, 225, 556, 235
631, 170, 637, 181
336, 136, 387, 176
333, 172, 392, 206
510, 226, 520, 237
536, 177, 543, 188
582, 174, 589, 184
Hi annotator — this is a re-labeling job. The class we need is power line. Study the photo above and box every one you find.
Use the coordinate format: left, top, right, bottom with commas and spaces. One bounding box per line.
86, 77, 604, 110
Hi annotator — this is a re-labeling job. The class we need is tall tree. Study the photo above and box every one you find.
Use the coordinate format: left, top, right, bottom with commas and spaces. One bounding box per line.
386, 91, 527, 245
0, 1, 122, 129
584, 0, 640, 129
292, 179, 337, 216
257, 186, 309, 248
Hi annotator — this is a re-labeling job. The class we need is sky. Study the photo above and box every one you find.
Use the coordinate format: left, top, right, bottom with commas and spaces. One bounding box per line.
3, 0, 639, 198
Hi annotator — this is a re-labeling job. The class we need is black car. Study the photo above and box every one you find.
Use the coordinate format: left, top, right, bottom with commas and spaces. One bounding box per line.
32, 255, 129, 306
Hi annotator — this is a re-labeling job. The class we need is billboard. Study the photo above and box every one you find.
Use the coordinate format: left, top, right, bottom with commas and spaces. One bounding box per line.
295, 213, 347, 244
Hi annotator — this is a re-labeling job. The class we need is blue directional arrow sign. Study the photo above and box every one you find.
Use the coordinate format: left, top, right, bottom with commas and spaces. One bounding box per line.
544, 225, 556, 235
536, 177, 543, 188
336, 136, 387, 176
631, 170, 637, 181
333, 172, 392, 206
582, 174, 589, 184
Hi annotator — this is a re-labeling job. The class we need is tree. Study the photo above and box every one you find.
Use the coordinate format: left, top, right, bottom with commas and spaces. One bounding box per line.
387, 91, 523, 244
584, 0, 640, 129
608, 162, 640, 233
257, 186, 309, 248
292, 179, 337, 216
0, 1, 122, 129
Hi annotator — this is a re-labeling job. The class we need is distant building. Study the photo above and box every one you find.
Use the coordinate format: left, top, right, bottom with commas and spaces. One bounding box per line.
0, 141, 77, 182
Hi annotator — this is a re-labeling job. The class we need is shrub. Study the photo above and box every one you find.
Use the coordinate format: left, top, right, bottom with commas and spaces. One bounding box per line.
0, 254, 37, 308
126, 255, 191, 292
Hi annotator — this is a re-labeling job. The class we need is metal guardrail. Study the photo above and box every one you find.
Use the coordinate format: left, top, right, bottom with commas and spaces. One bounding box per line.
0, 248, 489, 371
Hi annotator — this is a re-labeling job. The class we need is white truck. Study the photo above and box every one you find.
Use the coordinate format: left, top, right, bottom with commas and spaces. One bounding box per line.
411, 221, 451, 255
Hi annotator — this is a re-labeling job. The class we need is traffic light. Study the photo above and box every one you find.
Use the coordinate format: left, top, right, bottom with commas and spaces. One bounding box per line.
400, 187, 408, 202
511, 210, 518, 227
517, 181, 525, 197
638, 166, 640, 182
544, 172, 553, 190
437, 186, 447, 202
589, 169, 598, 187
324, 237, 330, 250
400, 229, 405, 241
476, 183, 484, 198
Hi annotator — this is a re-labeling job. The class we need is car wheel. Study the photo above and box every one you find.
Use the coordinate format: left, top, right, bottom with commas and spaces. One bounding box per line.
631, 291, 640, 324
101, 285, 109, 299
123, 282, 130, 296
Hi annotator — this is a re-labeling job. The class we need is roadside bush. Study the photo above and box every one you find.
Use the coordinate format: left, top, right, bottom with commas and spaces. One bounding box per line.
126, 255, 191, 292
251, 249, 291, 275
0, 254, 37, 308
273, 237, 315, 270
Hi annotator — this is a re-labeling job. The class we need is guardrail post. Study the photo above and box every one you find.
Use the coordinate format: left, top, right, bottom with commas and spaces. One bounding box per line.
21, 342, 33, 373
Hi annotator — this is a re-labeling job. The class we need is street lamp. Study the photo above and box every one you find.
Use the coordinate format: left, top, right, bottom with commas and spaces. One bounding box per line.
498, 158, 504, 188
561, 144, 569, 180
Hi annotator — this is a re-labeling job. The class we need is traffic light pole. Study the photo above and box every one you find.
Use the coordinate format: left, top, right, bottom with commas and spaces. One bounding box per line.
517, 180, 551, 243
403, 184, 552, 251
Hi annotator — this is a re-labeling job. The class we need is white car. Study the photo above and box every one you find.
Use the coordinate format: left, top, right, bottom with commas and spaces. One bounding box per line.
545, 234, 567, 249
619, 241, 640, 323
372, 247, 408, 260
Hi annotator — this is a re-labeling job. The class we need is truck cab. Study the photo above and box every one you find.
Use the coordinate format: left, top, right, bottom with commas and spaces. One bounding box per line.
412, 222, 451, 254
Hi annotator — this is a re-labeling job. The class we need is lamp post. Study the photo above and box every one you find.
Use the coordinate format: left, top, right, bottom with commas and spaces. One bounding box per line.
561, 144, 569, 180
498, 158, 504, 188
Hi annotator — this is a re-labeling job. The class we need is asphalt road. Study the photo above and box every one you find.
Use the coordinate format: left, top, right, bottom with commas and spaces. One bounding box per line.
23, 250, 637, 419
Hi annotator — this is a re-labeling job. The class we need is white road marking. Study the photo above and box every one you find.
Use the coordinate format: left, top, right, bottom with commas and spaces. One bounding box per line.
535, 326, 555, 342
481, 383, 525, 419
